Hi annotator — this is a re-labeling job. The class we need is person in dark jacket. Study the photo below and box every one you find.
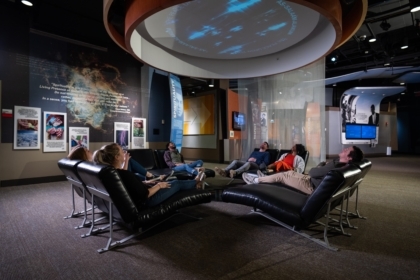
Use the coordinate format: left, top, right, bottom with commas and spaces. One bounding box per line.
215, 142, 270, 178
243, 146, 363, 195
163, 142, 204, 176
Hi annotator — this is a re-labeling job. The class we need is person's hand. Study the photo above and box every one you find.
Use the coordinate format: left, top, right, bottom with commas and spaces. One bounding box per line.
175, 163, 183, 166
47, 127, 56, 134
122, 151, 131, 170
159, 175, 166, 181
248, 157, 256, 162
156, 182, 171, 189
146, 171, 153, 178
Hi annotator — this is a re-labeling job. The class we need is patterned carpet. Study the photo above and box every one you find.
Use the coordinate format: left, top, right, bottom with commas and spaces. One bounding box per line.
0, 155, 419, 280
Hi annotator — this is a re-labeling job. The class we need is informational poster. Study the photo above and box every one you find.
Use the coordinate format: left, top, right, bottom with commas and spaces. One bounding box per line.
132, 118, 146, 149
69, 127, 89, 152
169, 73, 184, 151
114, 122, 130, 149
44, 111, 67, 152
14, 106, 41, 150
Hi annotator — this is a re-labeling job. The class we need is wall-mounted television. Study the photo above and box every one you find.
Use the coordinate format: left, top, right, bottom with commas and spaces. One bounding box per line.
232, 111, 246, 131
345, 123, 377, 139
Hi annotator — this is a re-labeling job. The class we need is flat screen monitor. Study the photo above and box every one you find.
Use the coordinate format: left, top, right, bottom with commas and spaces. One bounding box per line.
232, 111, 246, 131
345, 123, 376, 139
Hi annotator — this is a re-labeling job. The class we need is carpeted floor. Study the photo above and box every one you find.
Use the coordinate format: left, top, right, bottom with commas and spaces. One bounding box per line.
1, 155, 419, 280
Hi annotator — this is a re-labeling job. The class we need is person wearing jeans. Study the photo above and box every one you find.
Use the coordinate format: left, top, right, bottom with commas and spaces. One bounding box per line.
164, 142, 204, 175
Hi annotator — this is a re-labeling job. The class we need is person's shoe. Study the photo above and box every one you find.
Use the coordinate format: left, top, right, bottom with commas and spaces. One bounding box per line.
196, 167, 205, 173
257, 170, 266, 178
195, 171, 206, 181
242, 173, 259, 185
229, 170, 237, 178
215, 167, 227, 177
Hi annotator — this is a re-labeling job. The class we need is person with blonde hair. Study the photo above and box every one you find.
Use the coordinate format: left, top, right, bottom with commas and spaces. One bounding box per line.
93, 143, 205, 208
68, 145, 92, 161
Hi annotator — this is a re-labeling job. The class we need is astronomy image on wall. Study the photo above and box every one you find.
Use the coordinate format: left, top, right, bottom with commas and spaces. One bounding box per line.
27, 33, 142, 142
14, 106, 41, 150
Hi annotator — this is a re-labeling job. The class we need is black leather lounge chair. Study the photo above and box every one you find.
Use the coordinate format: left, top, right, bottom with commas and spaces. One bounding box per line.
221, 163, 364, 251
76, 161, 213, 253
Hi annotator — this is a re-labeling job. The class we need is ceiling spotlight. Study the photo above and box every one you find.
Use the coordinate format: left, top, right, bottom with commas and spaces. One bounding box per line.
401, 92, 405, 95
21, 0, 33, 6
410, 0, 420, 12
368, 36, 376, 43
333, 83, 336, 87
384, 57, 391, 66
380, 20, 391, 31
401, 37, 409, 49
330, 55, 338, 62
400, 82, 405, 85
208, 79, 214, 87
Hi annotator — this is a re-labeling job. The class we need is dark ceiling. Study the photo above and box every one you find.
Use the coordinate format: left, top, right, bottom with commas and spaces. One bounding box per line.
3, 0, 420, 99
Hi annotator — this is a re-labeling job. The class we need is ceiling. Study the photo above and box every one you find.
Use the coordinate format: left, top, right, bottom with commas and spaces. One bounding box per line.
3, 0, 420, 97
326, 0, 420, 79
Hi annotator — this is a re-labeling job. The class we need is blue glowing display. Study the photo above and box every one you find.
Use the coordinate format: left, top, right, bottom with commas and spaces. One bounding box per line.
148, 0, 307, 59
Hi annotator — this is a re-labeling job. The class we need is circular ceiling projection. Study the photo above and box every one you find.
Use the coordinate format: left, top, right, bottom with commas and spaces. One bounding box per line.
104, 0, 367, 79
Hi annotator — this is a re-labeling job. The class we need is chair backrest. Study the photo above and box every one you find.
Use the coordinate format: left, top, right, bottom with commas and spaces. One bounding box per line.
253, 148, 279, 165
300, 164, 361, 226
57, 158, 89, 199
77, 161, 139, 224
352, 158, 372, 179
127, 149, 157, 170
154, 149, 168, 169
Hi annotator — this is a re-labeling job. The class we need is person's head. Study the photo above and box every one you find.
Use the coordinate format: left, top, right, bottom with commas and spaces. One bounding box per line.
68, 146, 92, 161
371, 104, 375, 114
166, 142, 176, 151
93, 143, 124, 168
292, 144, 305, 155
174, 92, 183, 118
260, 141, 269, 151
339, 145, 364, 163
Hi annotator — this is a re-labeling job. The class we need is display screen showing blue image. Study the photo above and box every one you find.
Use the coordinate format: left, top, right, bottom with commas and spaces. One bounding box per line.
232, 111, 246, 131
345, 124, 376, 139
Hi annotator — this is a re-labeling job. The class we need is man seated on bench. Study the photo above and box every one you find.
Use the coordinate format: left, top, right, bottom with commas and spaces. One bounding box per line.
265, 144, 306, 174
242, 146, 363, 195
215, 142, 270, 178
93, 143, 206, 208
164, 142, 205, 177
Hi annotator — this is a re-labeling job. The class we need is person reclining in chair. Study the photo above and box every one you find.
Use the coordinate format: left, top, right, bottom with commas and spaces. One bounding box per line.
68, 145, 162, 181
242, 146, 363, 195
265, 144, 306, 174
215, 142, 270, 178
93, 143, 206, 208
164, 142, 205, 176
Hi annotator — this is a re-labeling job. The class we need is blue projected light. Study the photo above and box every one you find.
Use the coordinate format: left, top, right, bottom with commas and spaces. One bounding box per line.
145, 0, 319, 59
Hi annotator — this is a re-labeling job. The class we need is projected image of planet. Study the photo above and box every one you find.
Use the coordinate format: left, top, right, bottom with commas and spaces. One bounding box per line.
144, 0, 319, 59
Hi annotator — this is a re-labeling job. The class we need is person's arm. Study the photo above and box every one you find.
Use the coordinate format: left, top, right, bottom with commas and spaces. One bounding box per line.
164, 151, 176, 168
308, 160, 336, 178
147, 182, 171, 198
294, 155, 305, 174
121, 152, 131, 170
276, 153, 286, 163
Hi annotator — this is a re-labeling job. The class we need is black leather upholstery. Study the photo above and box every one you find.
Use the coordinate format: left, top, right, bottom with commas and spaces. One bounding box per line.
76, 161, 213, 226
57, 158, 91, 201
127, 149, 157, 171
222, 163, 363, 229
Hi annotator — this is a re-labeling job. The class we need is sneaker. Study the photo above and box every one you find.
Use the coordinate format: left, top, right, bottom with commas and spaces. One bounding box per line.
196, 167, 205, 173
215, 167, 227, 177
242, 173, 258, 185
257, 170, 266, 178
229, 170, 237, 178
195, 171, 206, 182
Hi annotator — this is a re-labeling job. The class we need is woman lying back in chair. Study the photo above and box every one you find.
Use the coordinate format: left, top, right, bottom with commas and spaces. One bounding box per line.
93, 143, 206, 208
266, 144, 306, 174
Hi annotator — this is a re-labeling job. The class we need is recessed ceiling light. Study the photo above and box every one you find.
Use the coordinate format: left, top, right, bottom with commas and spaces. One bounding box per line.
21, 0, 33, 6
279, 91, 282, 94
400, 82, 405, 85
401, 92, 405, 95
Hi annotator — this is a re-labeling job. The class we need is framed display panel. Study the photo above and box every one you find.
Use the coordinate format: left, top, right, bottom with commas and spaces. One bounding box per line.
114, 122, 130, 149
132, 117, 146, 149
14, 106, 41, 150
69, 127, 89, 151
44, 111, 67, 152
183, 94, 215, 135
